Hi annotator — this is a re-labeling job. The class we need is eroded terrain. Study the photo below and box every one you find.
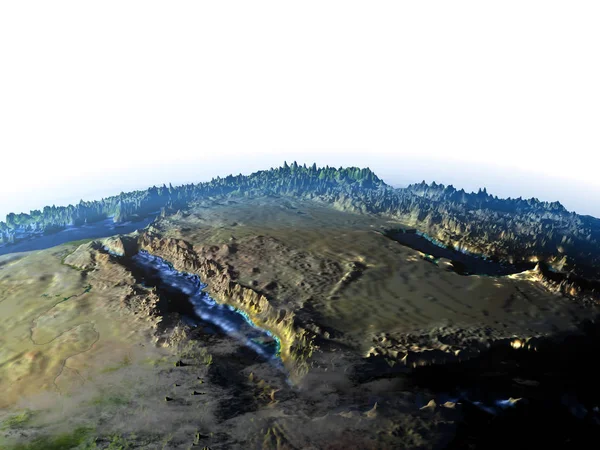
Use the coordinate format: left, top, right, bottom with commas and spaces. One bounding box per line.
155, 197, 594, 362
1, 196, 599, 449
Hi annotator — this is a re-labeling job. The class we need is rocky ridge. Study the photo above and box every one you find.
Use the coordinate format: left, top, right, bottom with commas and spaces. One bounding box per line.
4, 163, 600, 293
110, 232, 320, 379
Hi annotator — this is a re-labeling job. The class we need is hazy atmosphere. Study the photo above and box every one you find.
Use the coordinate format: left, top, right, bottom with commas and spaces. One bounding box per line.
1, 1, 599, 218
3, 3, 600, 449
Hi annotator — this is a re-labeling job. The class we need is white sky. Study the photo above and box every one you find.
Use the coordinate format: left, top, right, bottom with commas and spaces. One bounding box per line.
1, 1, 599, 219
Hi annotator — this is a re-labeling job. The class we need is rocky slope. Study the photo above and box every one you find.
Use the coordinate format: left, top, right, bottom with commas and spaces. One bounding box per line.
101, 232, 318, 379
3, 163, 600, 290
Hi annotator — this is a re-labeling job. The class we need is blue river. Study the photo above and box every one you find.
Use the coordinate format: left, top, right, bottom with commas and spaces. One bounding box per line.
130, 250, 282, 363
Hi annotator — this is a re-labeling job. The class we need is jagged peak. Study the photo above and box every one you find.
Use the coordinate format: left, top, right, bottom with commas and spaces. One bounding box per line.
405, 181, 567, 213
0, 163, 385, 230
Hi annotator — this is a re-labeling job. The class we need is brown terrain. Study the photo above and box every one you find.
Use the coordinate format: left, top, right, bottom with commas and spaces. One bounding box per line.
150, 197, 593, 363
0, 195, 597, 449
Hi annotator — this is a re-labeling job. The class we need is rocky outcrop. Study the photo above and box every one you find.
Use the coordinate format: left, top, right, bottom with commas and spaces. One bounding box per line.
63, 239, 169, 335
509, 263, 599, 305
102, 235, 139, 257
63, 241, 101, 270
366, 326, 546, 369
376, 182, 600, 284
136, 231, 316, 378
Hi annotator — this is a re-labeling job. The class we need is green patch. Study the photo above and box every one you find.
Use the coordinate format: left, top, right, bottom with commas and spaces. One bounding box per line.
66, 238, 94, 248
142, 356, 170, 367
40, 284, 93, 305
202, 349, 213, 366
8, 426, 94, 450
100, 355, 132, 374
1, 410, 34, 430
105, 433, 133, 450
89, 394, 130, 408
177, 341, 213, 366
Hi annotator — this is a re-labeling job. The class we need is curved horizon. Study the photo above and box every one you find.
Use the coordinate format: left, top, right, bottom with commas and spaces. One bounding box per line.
2, 2, 599, 218
1, 160, 598, 222
1, 162, 596, 227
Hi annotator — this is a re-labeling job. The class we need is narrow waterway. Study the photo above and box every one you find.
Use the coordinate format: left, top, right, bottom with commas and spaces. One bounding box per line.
128, 250, 281, 363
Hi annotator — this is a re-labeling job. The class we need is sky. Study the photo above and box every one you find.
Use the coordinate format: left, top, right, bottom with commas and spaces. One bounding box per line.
1, 1, 599, 219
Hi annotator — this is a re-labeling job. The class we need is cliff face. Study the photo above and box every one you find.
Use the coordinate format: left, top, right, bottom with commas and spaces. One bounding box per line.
63, 239, 164, 329
388, 183, 600, 283
63, 231, 318, 378
508, 263, 600, 305
317, 180, 600, 284
135, 232, 316, 378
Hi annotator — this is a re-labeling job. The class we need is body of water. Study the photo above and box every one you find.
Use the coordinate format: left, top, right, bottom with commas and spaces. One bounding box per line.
385, 229, 534, 276
129, 250, 281, 363
0, 215, 158, 257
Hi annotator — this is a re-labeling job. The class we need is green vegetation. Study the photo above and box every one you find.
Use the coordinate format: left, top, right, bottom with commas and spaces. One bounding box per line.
65, 238, 95, 248
3, 429, 142, 450
160, 433, 174, 450
142, 356, 170, 367
89, 394, 130, 408
1, 410, 35, 430
202, 349, 213, 367
8, 426, 94, 450
100, 354, 132, 374
40, 285, 92, 305
105, 434, 133, 450
177, 341, 213, 367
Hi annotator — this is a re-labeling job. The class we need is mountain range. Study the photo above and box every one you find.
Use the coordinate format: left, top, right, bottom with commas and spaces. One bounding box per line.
3, 162, 599, 284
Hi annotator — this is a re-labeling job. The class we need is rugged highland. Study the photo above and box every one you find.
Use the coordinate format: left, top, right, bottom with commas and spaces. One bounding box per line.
1, 164, 600, 449
3, 162, 599, 288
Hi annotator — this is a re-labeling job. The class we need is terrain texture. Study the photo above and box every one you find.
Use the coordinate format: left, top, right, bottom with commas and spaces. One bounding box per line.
1, 164, 600, 449
3, 163, 600, 287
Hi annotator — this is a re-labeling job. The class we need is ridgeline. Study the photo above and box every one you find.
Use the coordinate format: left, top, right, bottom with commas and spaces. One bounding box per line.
3, 162, 600, 285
